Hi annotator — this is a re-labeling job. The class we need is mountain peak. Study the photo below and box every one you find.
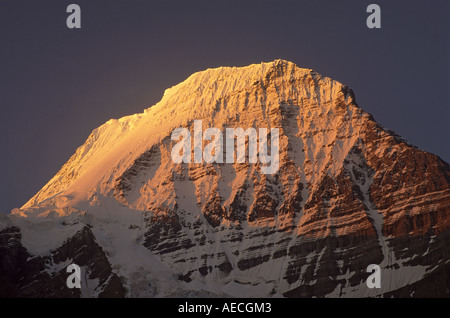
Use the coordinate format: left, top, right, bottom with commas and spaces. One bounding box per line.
6, 60, 449, 298
159, 59, 315, 105
21, 60, 349, 210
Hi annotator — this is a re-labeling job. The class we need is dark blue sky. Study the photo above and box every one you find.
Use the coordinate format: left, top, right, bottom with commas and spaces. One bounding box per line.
0, 0, 448, 213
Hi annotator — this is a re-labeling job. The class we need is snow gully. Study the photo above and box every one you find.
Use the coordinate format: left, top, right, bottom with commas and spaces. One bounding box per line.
171, 120, 279, 174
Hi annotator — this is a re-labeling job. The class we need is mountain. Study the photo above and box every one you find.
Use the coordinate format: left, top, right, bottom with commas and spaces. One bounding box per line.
1, 59, 449, 297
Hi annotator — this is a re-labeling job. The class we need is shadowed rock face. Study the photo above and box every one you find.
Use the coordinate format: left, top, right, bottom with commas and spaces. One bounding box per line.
1, 60, 449, 297
0, 226, 125, 298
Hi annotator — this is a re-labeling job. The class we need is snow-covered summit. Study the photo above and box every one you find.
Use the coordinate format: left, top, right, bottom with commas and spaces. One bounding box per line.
21, 59, 347, 210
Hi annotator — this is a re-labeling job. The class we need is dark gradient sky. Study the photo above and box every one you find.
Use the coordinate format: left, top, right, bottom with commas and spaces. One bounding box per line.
0, 0, 448, 213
